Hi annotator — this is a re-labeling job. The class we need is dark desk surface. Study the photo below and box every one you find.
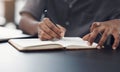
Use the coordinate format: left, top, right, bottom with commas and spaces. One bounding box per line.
0, 43, 120, 72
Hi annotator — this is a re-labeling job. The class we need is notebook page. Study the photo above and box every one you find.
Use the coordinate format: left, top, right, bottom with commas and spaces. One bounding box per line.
10, 37, 83, 48
10, 39, 59, 48
53, 37, 97, 47
9, 37, 97, 49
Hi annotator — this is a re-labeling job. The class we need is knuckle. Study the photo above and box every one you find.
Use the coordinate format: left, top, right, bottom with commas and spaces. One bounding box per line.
50, 25, 55, 29
47, 31, 57, 37
92, 22, 97, 25
90, 32, 98, 38
89, 37, 95, 43
93, 29, 99, 33
47, 30, 53, 35
90, 36, 95, 40
92, 22, 100, 26
99, 40, 104, 45
103, 33, 108, 37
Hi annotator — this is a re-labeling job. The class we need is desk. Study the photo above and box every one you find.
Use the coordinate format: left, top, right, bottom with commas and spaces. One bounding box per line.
0, 43, 120, 72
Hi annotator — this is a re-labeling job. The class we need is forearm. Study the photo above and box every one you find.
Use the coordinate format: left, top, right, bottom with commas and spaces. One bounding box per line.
19, 13, 39, 35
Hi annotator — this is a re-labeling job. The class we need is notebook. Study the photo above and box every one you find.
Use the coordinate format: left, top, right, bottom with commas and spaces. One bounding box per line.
9, 37, 98, 51
0, 27, 30, 41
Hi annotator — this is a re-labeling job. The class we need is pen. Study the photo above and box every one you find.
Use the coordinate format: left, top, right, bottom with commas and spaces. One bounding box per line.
44, 10, 58, 27
44, 10, 63, 40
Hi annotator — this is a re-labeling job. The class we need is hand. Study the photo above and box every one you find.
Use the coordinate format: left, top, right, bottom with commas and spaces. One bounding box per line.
83, 19, 120, 50
38, 18, 66, 40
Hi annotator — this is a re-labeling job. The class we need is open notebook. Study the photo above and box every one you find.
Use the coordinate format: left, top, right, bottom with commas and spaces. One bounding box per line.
0, 27, 30, 41
9, 37, 98, 51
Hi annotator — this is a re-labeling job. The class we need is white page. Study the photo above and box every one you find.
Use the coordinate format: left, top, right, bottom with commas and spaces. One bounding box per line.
0, 27, 30, 41
52, 37, 82, 47
9, 37, 97, 48
9, 39, 58, 48
52, 37, 97, 48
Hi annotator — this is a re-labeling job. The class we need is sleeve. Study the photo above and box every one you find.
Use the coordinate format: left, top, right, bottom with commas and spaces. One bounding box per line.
109, 9, 120, 19
108, 0, 120, 20
20, 0, 46, 21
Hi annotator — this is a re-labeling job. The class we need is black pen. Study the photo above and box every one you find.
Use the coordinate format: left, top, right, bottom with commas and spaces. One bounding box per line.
44, 11, 63, 40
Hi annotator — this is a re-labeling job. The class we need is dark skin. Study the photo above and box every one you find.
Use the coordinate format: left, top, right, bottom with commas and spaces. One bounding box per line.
82, 19, 120, 50
38, 18, 66, 40
19, 13, 66, 41
20, 13, 120, 50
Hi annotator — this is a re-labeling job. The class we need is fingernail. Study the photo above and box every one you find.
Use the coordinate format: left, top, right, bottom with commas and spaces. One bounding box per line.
113, 47, 116, 50
97, 46, 101, 49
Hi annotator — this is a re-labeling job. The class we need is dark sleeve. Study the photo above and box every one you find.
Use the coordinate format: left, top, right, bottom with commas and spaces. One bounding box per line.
108, 0, 120, 20
20, 0, 46, 21
109, 9, 120, 19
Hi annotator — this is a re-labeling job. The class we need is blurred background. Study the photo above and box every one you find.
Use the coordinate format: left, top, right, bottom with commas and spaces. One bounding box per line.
0, 0, 26, 29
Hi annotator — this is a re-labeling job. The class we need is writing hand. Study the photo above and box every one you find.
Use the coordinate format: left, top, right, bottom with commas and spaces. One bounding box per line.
38, 18, 66, 40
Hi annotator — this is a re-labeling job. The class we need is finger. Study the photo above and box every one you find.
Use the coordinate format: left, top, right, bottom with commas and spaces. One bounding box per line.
112, 32, 120, 50
82, 34, 90, 41
43, 18, 61, 36
38, 30, 46, 40
97, 29, 109, 49
88, 29, 99, 46
38, 30, 53, 40
39, 22, 60, 39
90, 22, 101, 32
56, 24, 66, 37
56, 24, 66, 32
